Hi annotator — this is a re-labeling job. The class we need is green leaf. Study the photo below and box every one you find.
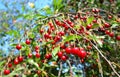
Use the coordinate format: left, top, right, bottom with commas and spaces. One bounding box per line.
28, 59, 40, 70
87, 16, 94, 25
52, 46, 60, 56
53, 0, 64, 12
63, 35, 82, 42
111, 23, 119, 28
34, 74, 38, 77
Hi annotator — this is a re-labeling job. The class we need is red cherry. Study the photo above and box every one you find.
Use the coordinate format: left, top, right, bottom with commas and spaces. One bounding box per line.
98, 27, 105, 32
35, 46, 39, 50
92, 19, 97, 23
71, 47, 80, 55
57, 51, 63, 58
39, 29, 44, 34
38, 38, 43, 42
56, 36, 61, 41
44, 33, 51, 39
14, 58, 19, 65
45, 53, 52, 60
74, 15, 78, 19
47, 28, 51, 34
49, 53, 52, 59
55, 19, 61, 26
59, 31, 65, 36
65, 47, 72, 54
28, 53, 32, 58
61, 55, 67, 61
36, 53, 40, 58
87, 45, 92, 50
86, 24, 92, 30
41, 60, 45, 63
48, 22, 54, 27
79, 47, 84, 51
80, 59, 84, 63
66, 20, 72, 24
16, 44, 22, 50
45, 54, 50, 59
18, 56, 23, 62
4, 69, 10, 75
108, 15, 112, 19
25, 39, 31, 45
78, 51, 87, 59
8, 63, 12, 68
109, 32, 114, 37
116, 35, 120, 40
36, 70, 41, 75
35, 49, 39, 53
104, 23, 110, 28
105, 30, 110, 35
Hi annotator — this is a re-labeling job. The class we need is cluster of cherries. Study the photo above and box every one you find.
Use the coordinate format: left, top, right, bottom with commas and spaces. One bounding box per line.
57, 47, 87, 61
3, 8, 120, 76
4, 38, 53, 75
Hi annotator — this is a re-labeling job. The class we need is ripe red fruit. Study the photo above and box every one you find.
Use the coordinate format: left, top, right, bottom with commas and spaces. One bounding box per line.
79, 47, 84, 51
14, 58, 19, 65
71, 47, 80, 55
104, 23, 110, 28
18, 56, 23, 62
116, 35, 120, 40
36, 53, 40, 58
56, 35, 61, 40
78, 51, 87, 59
65, 47, 72, 54
86, 24, 92, 30
92, 8, 100, 13
36, 70, 41, 75
35, 46, 39, 50
61, 55, 67, 61
8, 63, 12, 68
45, 53, 52, 59
74, 15, 78, 19
108, 15, 112, 19
87, 45, 92, 50
57, 51, 63, 58
105, 30, 110, 35
109, 32, 114, 37
55, 19, 61, 26
48, 22, 54, 27
44, 33, 51, 39
59, 31, 65, 36
4, 69, 10, 75
16, 44, 22, 50
28, 53, 32, 58
92, 19, 97, 23
39, 29, 44, 34
99, 27, 105, 32
25, 39, 31, 45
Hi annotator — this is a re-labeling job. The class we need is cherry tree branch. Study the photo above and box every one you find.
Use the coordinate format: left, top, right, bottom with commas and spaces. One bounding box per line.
61, 19, 120, 77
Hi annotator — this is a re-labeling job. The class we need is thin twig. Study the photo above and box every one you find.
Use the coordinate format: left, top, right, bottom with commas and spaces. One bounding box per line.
67, 60, 73, 77
91, 43, 120, 77
58, 61, 62, 77
97, 52, 103, 77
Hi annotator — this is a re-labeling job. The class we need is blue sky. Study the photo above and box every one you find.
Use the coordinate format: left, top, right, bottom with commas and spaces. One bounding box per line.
0, 0, 52, 10
0, 0, 52, 55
